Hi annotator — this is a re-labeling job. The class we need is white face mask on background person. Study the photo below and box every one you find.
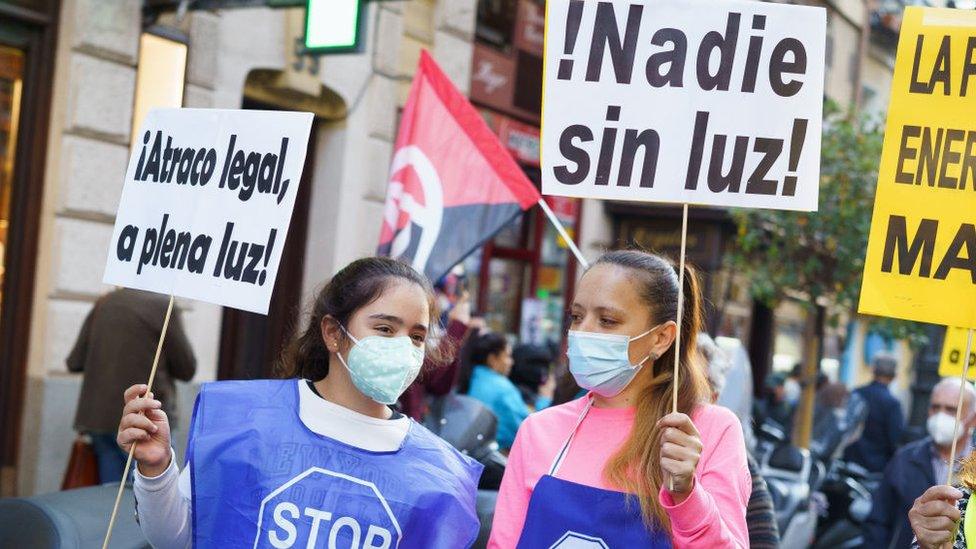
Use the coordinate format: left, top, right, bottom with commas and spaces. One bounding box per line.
927, 412, 964, 446
783, 378, 801, 405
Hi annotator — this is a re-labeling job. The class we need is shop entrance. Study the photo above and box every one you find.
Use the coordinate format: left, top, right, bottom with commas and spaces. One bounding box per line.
216, 99, 317, 380
0, 2, 60, 497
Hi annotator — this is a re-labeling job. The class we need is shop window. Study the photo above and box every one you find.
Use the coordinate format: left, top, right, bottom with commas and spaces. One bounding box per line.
485, 257, 531, 334
534, 209, 576, 344
470, 196, 581, 346
476, 0, 519, 51
0, 46, 24, 315
512, 50, 542, 115
492, 209, 530, 249
772, 300, 807, 374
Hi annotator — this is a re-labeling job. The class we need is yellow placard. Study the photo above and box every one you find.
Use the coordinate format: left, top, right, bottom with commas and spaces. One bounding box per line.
939, 327, 976, 379
858, 7, 976, 329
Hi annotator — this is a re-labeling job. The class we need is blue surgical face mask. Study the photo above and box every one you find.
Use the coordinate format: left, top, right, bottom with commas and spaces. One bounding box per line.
567, 325, 662, 397
336, 326, 425, 405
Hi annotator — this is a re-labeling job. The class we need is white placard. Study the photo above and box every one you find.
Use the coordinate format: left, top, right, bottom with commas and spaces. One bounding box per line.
103, 108, 313, 314
542, 0, 825, 211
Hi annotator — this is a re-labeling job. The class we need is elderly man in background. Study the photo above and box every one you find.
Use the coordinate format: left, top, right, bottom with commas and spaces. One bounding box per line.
863, 377, 976, 549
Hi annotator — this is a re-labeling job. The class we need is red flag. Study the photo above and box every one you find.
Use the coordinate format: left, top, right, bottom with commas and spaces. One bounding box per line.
378, 50, 540, 281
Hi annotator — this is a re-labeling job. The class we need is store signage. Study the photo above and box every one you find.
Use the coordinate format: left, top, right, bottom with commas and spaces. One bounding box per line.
541, 0, 825, 211
471, 45, 517, 112
515, 0, 545, 55
499, 117, 541, 166
304, 0, 363, 53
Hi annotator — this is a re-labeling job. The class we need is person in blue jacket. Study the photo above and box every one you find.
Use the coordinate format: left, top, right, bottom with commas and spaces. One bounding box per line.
843, 353, 905, 472
465, 331, 534, 450
117, 257, 483, 548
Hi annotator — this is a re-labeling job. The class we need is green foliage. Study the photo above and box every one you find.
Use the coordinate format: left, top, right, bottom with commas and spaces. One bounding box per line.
728, 101, 927, 347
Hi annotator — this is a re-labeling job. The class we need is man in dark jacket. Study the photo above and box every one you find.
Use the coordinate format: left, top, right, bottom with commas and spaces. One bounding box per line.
67, 288, 196, 482
844, 354, 905, 473
864, 378, 976, 548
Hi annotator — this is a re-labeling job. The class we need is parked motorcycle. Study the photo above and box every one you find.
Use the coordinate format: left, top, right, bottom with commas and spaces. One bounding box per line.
812, 459, 880, 549
757, 390, 869, 548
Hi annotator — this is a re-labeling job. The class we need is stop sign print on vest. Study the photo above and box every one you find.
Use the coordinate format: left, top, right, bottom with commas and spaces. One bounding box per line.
550, 532, 610, 549
253, 467, 402, 549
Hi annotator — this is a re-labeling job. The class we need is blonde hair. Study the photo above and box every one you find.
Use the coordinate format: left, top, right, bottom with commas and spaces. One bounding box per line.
959, 453, 976, 491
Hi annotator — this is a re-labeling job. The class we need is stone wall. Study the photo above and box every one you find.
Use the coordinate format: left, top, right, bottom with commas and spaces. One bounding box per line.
19, 0, 140, 496
17, 0, 476, 497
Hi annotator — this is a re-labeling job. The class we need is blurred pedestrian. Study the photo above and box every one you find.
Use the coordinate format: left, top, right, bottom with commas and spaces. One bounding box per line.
699, 334, 779, 549
844, 353, 905, 473
787, 363, 803, 406
510, 343, 556, 411
465, 331, 532, 450
811, 381, 853, 459
865, 377, 976, 549
755, 371, 796, 435
67, 288, 196, 483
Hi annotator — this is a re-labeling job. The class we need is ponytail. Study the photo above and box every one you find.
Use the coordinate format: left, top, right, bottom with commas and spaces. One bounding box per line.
595, 250, 710, 532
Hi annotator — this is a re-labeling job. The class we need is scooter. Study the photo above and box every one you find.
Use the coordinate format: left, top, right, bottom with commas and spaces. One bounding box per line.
759, 427, 825, 548
757, 392, 868, 548
812, 459, 879, 549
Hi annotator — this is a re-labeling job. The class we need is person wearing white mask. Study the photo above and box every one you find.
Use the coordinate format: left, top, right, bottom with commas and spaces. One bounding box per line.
864, 377, 976, 549
117, 257, 482, 548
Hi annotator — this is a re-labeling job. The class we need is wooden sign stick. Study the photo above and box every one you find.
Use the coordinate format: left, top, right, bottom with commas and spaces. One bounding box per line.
102, 294, 175, 549
946, 327, 975, 487
669, 203, 689, 491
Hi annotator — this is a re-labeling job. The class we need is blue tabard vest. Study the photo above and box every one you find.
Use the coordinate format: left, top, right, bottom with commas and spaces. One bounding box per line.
515, 397, 671, 548
186, 379, 483, 548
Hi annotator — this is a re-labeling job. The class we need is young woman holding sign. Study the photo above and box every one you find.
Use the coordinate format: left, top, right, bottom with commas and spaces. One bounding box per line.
117, 257, 482, 548
489, 250, 750, 548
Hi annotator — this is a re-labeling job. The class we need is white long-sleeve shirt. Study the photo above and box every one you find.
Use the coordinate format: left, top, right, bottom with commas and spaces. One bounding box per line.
133, 379, 410, 549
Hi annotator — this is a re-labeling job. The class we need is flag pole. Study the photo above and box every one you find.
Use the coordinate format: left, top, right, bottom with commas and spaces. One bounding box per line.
946, 327, 975, 487
103, 294, 176, 549
537, 198, 589, 269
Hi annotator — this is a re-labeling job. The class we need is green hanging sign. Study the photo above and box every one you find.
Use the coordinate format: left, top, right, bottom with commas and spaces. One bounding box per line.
303, 0, 364, 54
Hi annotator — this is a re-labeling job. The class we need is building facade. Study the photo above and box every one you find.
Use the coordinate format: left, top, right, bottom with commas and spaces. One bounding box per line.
0, 0, 905, 498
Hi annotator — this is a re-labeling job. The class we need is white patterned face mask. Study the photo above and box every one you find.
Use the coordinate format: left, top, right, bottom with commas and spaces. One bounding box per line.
335, 326, 425, 405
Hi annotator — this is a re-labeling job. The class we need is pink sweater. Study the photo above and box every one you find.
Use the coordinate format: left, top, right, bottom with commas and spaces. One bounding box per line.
488, 397, 751, 548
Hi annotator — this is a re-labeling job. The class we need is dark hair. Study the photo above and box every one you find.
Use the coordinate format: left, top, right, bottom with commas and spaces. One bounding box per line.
277, 257, 441, 381
594, 249, 710, 531
469, 332, 508, 365
510, 343, 554, 389
458, 330, 508, 393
